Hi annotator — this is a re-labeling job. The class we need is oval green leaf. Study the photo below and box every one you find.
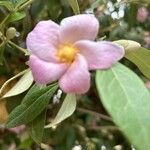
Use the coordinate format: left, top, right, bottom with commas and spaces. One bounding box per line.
96, 63, 150, 150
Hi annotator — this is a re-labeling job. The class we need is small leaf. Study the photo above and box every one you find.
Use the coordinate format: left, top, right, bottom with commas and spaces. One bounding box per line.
96, 63, 150, 150
45, 94, 76, 128
125, 47, 150, 79
0, 1, 14, 11
7, 11, 26, 23
27, 110, 46, 144
2, 70, 33, 98
67, 0, 80, 15
6, 84, 58, 128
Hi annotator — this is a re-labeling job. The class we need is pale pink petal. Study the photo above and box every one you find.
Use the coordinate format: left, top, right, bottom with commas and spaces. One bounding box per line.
8, 125, 26, 134
75, 40, 125, 70
146, 81, 150, 89
59, 54, 90, 94
26, 20, 60, 62
28, 55, 68, 84
59, 14, 99, 44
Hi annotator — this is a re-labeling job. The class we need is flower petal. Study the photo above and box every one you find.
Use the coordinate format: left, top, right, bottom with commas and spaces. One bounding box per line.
59, 14, 99, 44
75, 40, 125, 70
59, 54, 90, 94
28, 55, 68, 84
26, 20, 60, 62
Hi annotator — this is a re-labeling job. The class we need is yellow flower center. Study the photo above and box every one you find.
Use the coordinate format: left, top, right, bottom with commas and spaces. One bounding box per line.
57, 45, 77, 63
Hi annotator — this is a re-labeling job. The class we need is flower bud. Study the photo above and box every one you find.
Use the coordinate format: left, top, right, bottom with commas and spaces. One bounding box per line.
8, 125, 26, 134
114, 40, 141, 54
6, 27, 17, 40
145, 81, 150, 89
72, 145, 82, 150
114, 145, 123, 150
137, 7, 149, 23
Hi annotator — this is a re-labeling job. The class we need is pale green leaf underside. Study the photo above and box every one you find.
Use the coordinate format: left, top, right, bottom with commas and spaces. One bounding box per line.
96, 63, 150, 150
45, 94, 76, 128
0, 69, 29, 98
3, 70, 33, 98
125, 47, 150, 79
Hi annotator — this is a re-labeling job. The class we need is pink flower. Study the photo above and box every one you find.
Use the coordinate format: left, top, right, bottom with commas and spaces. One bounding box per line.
8, 125, 26, 134
146, 81, 150, 89
27, 14, 124, 94
137, 7, 149, 23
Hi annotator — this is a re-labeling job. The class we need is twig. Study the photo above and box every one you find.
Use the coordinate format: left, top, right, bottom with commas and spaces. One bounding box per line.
8, 40, 27, 54
0, 31, 28, 54
101, 23, 119, 33
77, 107, 113, 122
0, 14, 10, 28
88, 125, 119, 131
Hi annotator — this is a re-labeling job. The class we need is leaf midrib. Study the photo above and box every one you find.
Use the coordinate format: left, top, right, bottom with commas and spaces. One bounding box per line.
110, 66, 149, 145
8, 88, 54, 126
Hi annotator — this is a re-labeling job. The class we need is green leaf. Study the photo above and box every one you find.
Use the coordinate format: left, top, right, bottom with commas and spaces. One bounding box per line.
18, 138, 34, 149
10, 0, 27, 6
67, 0, 80, 15
6, 83, 58, 128
125, 47, 150, 79
96, 63, 150, 150
2, 70, 33, 98
45, 94, 76, 128
0, 1, 14, 11
66, 127, 76, 150
30, 0, 45, 18
22, 83, 57, 106
27, 110, 46, 144
7, 11, 26, 23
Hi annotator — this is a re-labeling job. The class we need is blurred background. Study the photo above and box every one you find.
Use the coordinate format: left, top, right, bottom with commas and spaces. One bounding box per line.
0, 0, 150, 149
